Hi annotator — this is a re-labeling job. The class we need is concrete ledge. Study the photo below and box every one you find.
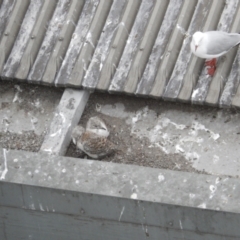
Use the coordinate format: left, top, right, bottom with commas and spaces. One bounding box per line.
1, 148, 240, 239
40, 89, 90, 156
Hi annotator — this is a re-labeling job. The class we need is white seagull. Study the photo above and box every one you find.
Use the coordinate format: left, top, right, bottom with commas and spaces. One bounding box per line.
190, 31, 240, 76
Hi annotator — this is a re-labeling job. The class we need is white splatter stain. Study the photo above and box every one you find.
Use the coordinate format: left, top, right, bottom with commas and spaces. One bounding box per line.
179, 220, 183, 230
158, 174, 165, 183
209, 185, 217, 199
177, 24, 187, 36
130, 193, 138, 199
210, 185, 217, 193
50, 128, 62, 137
175, 144, 185, 153
185, 152, 199, 161
213, 155, 219, 164
62, 169, 66, 173
119, 206, 125, 221
215, 177, 220, 184
29, 204, 35, 210
198, 203, 206, 209
39, 204, 44, 211
0, 149, 8, 180
189, 193, 195, 199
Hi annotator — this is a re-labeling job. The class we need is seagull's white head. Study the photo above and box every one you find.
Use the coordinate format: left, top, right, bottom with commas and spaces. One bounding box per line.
191, 31, 204, 52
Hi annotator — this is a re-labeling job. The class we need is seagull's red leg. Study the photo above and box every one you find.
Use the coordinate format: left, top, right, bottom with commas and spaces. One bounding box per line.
205, 58, 216, 76
205, 58, 216, 67
207, 66, 216, 76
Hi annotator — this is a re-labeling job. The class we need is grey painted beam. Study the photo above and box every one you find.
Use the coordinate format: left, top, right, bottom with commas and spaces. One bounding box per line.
220, 48, 240, 108
66, 0, 113, 87
136, 0, 183, 97
2, 0, 43, 79
162, 0, 213, 102
1, 149, 240, 239
41, 0, 85, 85
0, 0, 30, 73
96, 0, 141, 91
40, 88, 90, 156
28, 0, 84, 85
221, 5, 240, 108
55, 0, 100, 86
82, 0, 128, 90
123, 0, 169, 94
14, 0, 57, 80
109, 0, 155, 93
149, 0, 197, 98
0, 0, 15, 40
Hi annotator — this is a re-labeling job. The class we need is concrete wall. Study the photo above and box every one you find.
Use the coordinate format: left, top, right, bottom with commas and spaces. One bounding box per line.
0, 149, 240, 239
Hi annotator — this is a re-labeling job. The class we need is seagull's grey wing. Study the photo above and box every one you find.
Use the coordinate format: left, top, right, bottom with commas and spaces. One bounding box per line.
205, 32, 240, 55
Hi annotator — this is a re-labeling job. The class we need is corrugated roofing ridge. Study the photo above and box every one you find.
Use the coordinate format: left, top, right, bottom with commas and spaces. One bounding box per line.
136, 0, 184, 96
0, 0, 240, 108
149, 0, 197, 98
109, 0, 156, 93
163, 0, 213, 101
178, 0, 225, 102
192, 0, 239, 105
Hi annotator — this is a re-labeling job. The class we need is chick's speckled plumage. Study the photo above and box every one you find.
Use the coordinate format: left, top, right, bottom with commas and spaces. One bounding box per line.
80, 131, 115, 159
71, 124, 116, 159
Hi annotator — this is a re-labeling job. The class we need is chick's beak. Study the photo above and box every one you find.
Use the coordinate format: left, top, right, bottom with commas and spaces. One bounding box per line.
195, 45, 198, 51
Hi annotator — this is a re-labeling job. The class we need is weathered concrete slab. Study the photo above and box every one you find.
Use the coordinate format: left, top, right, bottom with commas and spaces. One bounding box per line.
40, 89, 90, 156
1, 148, 240, 239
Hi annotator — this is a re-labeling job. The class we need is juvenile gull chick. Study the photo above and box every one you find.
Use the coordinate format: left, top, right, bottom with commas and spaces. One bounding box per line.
190, 31, 240, 76
86, 116, 109, 137
72, 125, 116, 159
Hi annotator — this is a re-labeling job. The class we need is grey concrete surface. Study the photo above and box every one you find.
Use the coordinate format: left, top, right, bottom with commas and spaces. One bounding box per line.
0, 83, 62, 136
96, 101, 240, 177
0, 148, 239, 213
1, 148, 240, 239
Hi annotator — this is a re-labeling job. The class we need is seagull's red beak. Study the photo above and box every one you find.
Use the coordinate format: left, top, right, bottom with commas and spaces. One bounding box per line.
195, 45, 198, 51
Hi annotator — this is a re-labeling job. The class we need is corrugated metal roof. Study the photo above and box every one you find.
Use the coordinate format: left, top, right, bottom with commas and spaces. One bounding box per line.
1, 0, 240, 108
